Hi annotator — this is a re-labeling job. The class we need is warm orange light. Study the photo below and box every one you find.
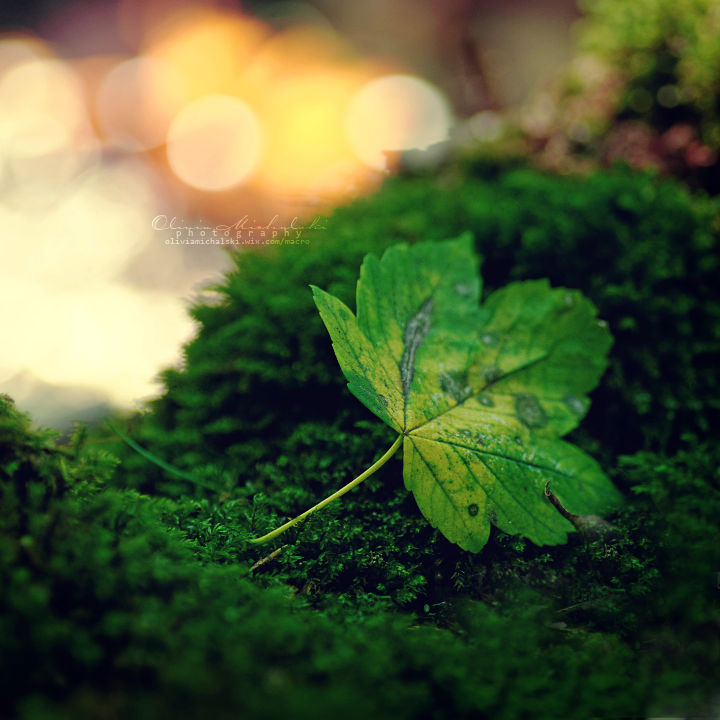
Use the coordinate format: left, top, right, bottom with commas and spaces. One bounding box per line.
145, 8, 270, 101
256, 69, 371, 197
0, 7, 463, 417
345, 74, 452, 170
166, 94, 263, 191
245, 25, 349, 86
96, 56, 187, 150
0, 34, 50, 75
140, 13, 408, 203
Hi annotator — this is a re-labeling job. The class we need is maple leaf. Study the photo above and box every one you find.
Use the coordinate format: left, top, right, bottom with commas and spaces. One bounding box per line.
253, 235, 622, 552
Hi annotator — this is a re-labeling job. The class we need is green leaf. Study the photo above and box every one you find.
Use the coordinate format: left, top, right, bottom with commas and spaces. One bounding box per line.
312, 234, 622, 553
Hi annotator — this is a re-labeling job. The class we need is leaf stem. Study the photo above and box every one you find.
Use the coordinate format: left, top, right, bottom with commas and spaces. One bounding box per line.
250, 434, 403, 544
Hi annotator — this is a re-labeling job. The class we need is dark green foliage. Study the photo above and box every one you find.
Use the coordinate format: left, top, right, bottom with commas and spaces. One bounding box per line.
3, 394, 720, 719
107, 164, 719, 497
3, 162, 720, 718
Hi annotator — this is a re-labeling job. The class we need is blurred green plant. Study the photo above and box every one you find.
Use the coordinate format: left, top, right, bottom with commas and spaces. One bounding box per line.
521, 0, 720, 190
579, 0, 720, 143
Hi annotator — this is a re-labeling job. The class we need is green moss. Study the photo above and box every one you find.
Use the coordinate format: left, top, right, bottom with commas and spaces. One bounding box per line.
3, 162, 720, 718
3, 393, 719, 718
108, 164, 718, 493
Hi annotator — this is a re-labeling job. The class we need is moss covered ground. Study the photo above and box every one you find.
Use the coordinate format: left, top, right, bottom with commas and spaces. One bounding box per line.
1, 161, 719, 719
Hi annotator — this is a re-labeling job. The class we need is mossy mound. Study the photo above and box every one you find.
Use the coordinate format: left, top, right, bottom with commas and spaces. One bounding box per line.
114, 163, 719, 497
2, 395, 719, 719
2, 162, 719, 718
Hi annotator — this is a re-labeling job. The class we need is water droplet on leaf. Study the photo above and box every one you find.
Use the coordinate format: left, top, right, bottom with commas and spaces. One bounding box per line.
563, 394, 586, 416
439, 370, 471, 402
477, 393, 494, 407
515, 393, 548, 428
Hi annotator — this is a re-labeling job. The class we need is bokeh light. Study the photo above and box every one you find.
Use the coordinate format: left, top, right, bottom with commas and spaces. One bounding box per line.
95, 56, 187, 150
0, 34, 49, 74
0, 7, 462, 420
145, 8, 270, 100
166, 94, 263, 191
257, 69, 368, 196
245, 25, 348, 85
0, 41, 100, 194
0, 159, 198, 405
0, 56, 94, 160
345, 74, 452, 170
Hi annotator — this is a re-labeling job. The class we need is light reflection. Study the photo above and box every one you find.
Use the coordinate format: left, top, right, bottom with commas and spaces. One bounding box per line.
0, 34, 49, 76
166, 94, 263, 191
345, 74, 452, 170
245, 25, 348, 85
0, 9, 457, 418
0, 159, 197, 404
257, 70, 370, 196
0, 278, 194, 405
0, 57, 92, 159
145, 8, 270, 100
96, 56, 187, 150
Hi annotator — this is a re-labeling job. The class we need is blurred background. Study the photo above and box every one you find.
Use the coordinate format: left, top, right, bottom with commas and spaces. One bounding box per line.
1, 0, 717, 429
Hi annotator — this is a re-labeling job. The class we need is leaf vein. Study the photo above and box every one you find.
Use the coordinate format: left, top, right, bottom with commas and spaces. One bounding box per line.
410, 437, 476, 541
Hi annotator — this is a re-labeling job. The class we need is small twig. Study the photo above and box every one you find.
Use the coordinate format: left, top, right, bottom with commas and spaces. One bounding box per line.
249, 544, 289, 573
545, 481, 620, 540
544, 480, 575, 521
